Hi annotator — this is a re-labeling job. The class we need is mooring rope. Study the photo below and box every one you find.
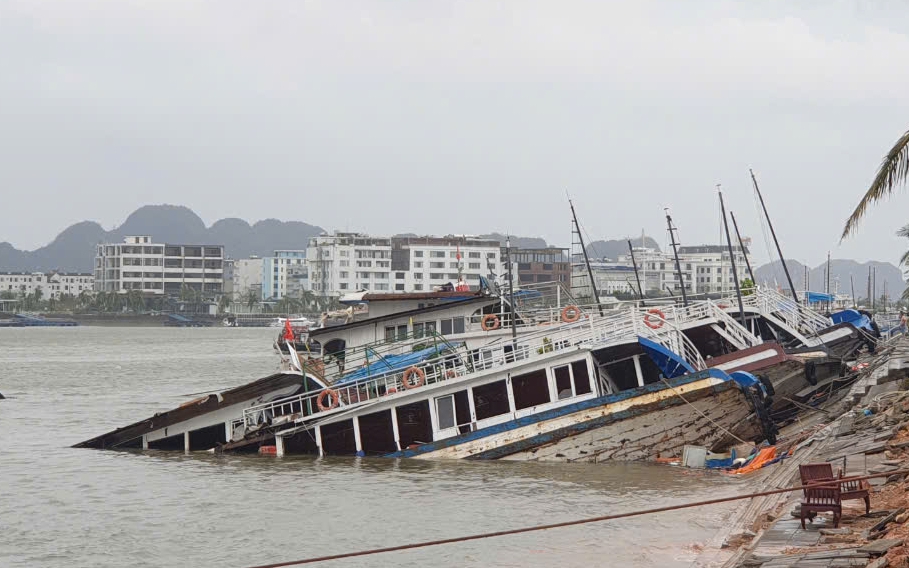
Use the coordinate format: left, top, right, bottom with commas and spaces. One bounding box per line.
243, 469, 909, 568
660, 377, 750, 445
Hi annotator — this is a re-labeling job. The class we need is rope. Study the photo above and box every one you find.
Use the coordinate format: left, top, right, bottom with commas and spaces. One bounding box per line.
244, 469, 909, 568
660, 378, 750, 445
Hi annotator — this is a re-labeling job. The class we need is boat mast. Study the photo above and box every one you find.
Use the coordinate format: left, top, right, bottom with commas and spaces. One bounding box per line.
850, 273, 856, 307
570, 199, 604, 315
627, 239, 645, 306
826, 252, 831, 312
664, 209, 688, 307
718, 188, 746, 325
750, 169, 799, 304
729, 210, 755, 284
505, 236, 518, 342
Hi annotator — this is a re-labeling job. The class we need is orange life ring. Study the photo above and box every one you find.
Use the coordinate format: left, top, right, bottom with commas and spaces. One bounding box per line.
446, 369, 456, 378
717, 303, 729, 309
643, 308, 665, 329
481, 314, 501, 331
402, 366, 426, 389
316, 389, 340, 411
384, 387, 397, 396
560, 305, 581, 323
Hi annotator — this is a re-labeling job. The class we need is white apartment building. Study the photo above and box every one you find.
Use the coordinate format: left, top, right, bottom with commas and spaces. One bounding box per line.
306, 233, 504, 296
231, 257, 264, 300
262, 251, 307, 300
0, 272, 94, 299
94, 236, 224, 296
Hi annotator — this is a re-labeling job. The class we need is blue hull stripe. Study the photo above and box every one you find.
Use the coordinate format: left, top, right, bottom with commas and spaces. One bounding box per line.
385, 368, 738, 459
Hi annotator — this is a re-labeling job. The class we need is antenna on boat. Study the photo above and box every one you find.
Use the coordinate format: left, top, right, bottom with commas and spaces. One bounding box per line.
718, 186, 746, 325
664, 208, 688, 307
750, 169, 799, 304
627, 239, 645, 306
729, 211, 755, 284
569, 197, 604, 315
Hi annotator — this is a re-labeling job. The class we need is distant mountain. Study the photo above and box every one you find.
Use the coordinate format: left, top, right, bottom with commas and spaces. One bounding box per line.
585, 236, 662, 261
0, 205, 324, 273
754, 259, 906, 300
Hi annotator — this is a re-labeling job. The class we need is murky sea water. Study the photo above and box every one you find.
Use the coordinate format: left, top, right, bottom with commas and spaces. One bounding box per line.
1, 327, 749, 568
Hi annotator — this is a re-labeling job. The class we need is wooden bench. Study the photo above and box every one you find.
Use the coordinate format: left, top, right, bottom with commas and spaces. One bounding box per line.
799, 463, 871, 516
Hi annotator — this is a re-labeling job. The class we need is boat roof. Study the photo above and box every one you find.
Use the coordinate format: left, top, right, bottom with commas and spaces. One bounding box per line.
310, 296, 496, 337
339, 290, 486, 304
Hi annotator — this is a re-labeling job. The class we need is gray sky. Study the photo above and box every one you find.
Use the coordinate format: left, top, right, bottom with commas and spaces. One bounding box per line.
3, 0, 909, 267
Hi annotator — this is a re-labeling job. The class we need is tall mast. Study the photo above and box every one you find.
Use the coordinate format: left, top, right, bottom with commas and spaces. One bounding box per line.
850, 274, 856, 307
627, 239, 645, 306
569, 199, 603, 315
729, 211, 755, 284
873, 267, 877, 312
826, 252, 831, 312
664, 209, 688, 307
718, 188, 746, 324
751, 169, 799, 303
505, 236, 517, 342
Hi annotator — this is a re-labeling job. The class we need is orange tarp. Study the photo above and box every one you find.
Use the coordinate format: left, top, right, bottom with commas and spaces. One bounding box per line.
731, 446, 777, 475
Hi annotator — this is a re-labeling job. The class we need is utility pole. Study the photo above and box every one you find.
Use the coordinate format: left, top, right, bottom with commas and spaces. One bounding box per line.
665, 208, 688, 307
627, 239, 645, 306
718, 188, 746, 325
751, 169, 799, 303
729, 210, 755, 284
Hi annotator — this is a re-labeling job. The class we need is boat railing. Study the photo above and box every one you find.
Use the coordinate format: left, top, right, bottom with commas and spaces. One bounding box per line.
243, 319, 613, 429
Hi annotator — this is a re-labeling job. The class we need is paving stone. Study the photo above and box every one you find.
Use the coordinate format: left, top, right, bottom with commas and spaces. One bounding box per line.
857, 539, 903, 556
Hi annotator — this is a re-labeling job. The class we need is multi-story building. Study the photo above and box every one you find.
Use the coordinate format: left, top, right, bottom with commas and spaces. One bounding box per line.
678, 245, 752, 295
308, 233, 393, 296
0, 272, 94, 299
93, 236, 224, 296
306, 232, 504, 296
505, 247, 570, 286
231, 257, 264, 300
262, 250, 307, 300
391, 235, 503, 292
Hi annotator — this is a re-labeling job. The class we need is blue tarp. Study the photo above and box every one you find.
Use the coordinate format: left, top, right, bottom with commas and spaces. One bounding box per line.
637, 337, 696, 379
334, 344, 456, 386
806, 291, 835, 304
831, 309, 874, 332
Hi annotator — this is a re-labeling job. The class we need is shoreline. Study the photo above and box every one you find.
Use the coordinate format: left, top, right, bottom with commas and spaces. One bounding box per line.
700, 336, 909, 568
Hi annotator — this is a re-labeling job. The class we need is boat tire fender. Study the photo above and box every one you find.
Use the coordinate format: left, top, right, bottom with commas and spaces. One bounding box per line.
316, 389, 340, 412
643, 308, 665, 330
560, 305, 581, 323
481, 314, 501, 331
402, 366, 426, 389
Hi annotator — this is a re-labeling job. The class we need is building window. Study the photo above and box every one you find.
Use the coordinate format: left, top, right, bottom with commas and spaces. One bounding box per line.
395, 272, 405, 279
339, 271, 348, 278
414, 284, 423, 290
430, 273, 444, 280
414, 251, 423, 257
430, 251, 445, 258
430, 262, 444, 269
414, 261, 423, 268
468, 263, 480, 270
340, 250, 349, 257
449, 262, 459, 269
413, 273, 423, 280
395, 283, 405, 291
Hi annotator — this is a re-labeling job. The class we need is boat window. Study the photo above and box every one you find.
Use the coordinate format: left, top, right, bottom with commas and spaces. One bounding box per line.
440, 318, 452, 335
473, 380, 510, 420
385, 326, 396, 342
436, 395, 456, 430
512, 369, 551, 410
453, 317, 465, 334
358, 410, 397, 455
572, 361, 592, 394
553, 365, 573, 400
396, 401, 433, 448
396, 325, 407, 340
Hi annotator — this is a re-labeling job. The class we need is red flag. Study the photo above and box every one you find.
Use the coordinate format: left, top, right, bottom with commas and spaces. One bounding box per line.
283, 319, 294, 341
456, 244, 461, 261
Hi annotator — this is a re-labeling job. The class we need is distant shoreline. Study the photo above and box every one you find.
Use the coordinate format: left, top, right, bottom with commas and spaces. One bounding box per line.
0, 312, 226, 327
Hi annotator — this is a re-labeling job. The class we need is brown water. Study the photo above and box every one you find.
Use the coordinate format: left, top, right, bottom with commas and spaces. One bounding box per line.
0, 327, 749, 568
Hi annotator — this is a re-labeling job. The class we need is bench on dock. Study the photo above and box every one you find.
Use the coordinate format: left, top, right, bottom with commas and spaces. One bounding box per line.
799, 463, 871, 518
799, 483, 842, 529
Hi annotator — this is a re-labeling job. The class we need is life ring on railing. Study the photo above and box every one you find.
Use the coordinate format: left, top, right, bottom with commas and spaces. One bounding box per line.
384, 387, 397, 396
446, 369, 456, 378
643, 308, 666, 329
402, 366, 426, 389
316, 389, 340, 412
481, 314, 501, 331
560, 305, 581, 323
717, 303, 729, 309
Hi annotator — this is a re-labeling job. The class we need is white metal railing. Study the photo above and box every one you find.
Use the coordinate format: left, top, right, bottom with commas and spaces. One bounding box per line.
704, 300, 761, 349
245, 304, 713, 430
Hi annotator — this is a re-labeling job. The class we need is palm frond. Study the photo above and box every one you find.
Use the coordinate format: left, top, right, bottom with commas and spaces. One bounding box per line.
842, 129, 909, 239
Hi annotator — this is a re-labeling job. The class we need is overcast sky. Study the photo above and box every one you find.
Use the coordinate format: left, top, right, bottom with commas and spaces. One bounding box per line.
3, 0, 909, 267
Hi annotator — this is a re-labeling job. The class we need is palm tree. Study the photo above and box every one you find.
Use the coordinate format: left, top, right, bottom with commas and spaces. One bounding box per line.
299, 289, 316, 312
243, 289, 259, 312
217, 294, 231, 315
78, 290, 93, 311
842, 129, 909, 238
